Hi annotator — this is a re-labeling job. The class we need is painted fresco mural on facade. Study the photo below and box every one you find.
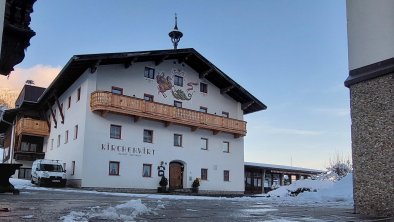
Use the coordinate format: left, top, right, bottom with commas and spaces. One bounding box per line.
156, 67, 198, 100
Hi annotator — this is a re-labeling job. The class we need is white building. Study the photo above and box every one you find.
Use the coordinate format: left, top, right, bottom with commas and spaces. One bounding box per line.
1, 48, 266, 194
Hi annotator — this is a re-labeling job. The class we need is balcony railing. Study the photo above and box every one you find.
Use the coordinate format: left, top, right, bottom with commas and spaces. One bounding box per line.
14, 152, 45, 161
90, 91, 247, 137
16, 118, 49, 137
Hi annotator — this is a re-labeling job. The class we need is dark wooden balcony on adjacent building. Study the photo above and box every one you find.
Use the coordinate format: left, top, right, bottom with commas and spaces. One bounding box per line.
14, 151, 45, 161
90, 91, 247, 137
15, 118, 49, 137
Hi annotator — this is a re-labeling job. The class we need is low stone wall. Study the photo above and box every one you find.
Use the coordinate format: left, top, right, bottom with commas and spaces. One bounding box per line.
350, 73, 394, 217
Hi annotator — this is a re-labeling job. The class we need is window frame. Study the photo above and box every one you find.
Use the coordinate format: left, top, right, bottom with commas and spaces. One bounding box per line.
144, 94, 154, 102
144, 67, 155, 79
110, 124, 122, 139
200, 82, 208, 93
74, 125, 78, 140
57, 134, 61, 147
71, 161, 75, 175
109, 161, 120, 176
223, 141, 230, 153
174, 101, 182, 108
201, 138, 208, 150
142, 164, 152, 177
111, 86, 123, 95
65, 130, 69, 144
224, 170, 230, 181
199, 106, 208, 113
174, 134, 183, 147
77, 87, 81, 101
174, 75, 183, 87
68, 96, 71, 109
143, 129, 153, 143
201, 168, 208, 180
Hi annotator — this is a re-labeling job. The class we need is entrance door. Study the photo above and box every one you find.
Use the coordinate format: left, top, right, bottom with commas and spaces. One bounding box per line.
169, 162, 183, 189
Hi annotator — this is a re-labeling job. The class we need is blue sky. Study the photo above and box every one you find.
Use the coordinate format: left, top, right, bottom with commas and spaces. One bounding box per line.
9, 0, 350, 169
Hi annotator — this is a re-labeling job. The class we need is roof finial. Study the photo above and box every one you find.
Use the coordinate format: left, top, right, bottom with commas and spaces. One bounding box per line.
169, 13, 183, 50
174, 13, 178, 30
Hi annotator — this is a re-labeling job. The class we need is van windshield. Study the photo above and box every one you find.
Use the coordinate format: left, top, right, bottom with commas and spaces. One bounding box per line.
39, 164, 63, 172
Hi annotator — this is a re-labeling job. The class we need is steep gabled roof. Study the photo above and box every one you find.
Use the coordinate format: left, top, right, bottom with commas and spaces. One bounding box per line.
39, 48, 267, 114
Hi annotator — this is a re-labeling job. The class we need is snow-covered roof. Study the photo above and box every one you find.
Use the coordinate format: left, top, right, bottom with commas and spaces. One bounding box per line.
245, 162, 324, 174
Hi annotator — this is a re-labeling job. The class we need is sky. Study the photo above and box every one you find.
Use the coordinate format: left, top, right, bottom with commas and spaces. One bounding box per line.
0, 0, 350, 170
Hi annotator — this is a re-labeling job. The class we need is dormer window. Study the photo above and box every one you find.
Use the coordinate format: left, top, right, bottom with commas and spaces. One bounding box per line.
200, 83, 208, 93
144, 67, 155, 79
174, 75, 183, 87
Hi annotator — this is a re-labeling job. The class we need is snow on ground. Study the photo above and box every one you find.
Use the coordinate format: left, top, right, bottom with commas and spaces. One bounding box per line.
60, 199, 154, 222
10, 174, 354, 207
261, 173, 354, 206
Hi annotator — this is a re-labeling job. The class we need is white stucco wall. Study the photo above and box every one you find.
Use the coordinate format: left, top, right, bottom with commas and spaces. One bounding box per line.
347, 0, 394, 70
44, 72, 91, 181
96, 60, 243, 120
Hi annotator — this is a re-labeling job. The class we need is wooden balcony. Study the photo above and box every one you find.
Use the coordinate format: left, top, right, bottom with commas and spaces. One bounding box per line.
14, 152, 45, 161
90, 91, 247, 137
16, 118, 49, 137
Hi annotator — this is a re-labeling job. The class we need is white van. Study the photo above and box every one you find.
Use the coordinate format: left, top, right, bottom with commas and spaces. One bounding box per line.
31, 159, 67, 187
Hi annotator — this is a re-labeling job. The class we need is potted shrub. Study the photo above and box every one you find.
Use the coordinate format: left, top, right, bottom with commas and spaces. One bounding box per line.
192, 178, 200, 193
158, 176, 168, 193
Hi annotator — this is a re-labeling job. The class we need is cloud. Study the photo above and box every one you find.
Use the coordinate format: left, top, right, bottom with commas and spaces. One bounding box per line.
0, 64, 61, 91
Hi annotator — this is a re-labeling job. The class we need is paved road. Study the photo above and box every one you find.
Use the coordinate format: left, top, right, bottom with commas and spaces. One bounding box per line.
0, 188, 390, 221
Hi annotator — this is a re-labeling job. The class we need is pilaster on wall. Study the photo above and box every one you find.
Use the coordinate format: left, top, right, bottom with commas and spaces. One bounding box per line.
348, 72, 394, 217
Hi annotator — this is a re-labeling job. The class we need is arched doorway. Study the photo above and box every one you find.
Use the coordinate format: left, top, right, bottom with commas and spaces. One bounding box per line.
169, 161, 184, 190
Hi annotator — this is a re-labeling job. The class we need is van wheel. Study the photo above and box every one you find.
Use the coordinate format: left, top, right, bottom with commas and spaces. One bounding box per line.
37, 179, 42, 187
31, 179, 34, 184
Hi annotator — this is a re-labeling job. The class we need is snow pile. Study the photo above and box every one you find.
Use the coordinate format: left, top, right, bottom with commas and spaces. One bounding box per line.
61, 199, 153, 221
266, 173, 353, 204
268, 179, 333, 197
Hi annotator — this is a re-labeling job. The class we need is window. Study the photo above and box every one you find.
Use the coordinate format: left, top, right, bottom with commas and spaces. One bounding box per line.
224, 170, 230, 181
223, 141, 230, 153
174, 134, 182, 147
109, 161, 120, 175
201, 168, 208, 180
71, 161, 75, 175
174, 101, 182, 108
74, 125, 78, 140
200, 83, 208, 93
77, 87, 81, 101
65, 130, 69, 144
50, 139, 54, 150
174, 75, 183, 87
199, 106, 207, 113
110, 125, 122, 139
143, 129, 153, 143
68, 96, 71, 109
144, 94, 154, 102
201, 138, 208, 150
142, 164, 152, 177
111, 86, 123, 95
144, 67, 155, 79
222, 112, 229, 118
57, 135, 61, 147
21, 142, 37, 152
